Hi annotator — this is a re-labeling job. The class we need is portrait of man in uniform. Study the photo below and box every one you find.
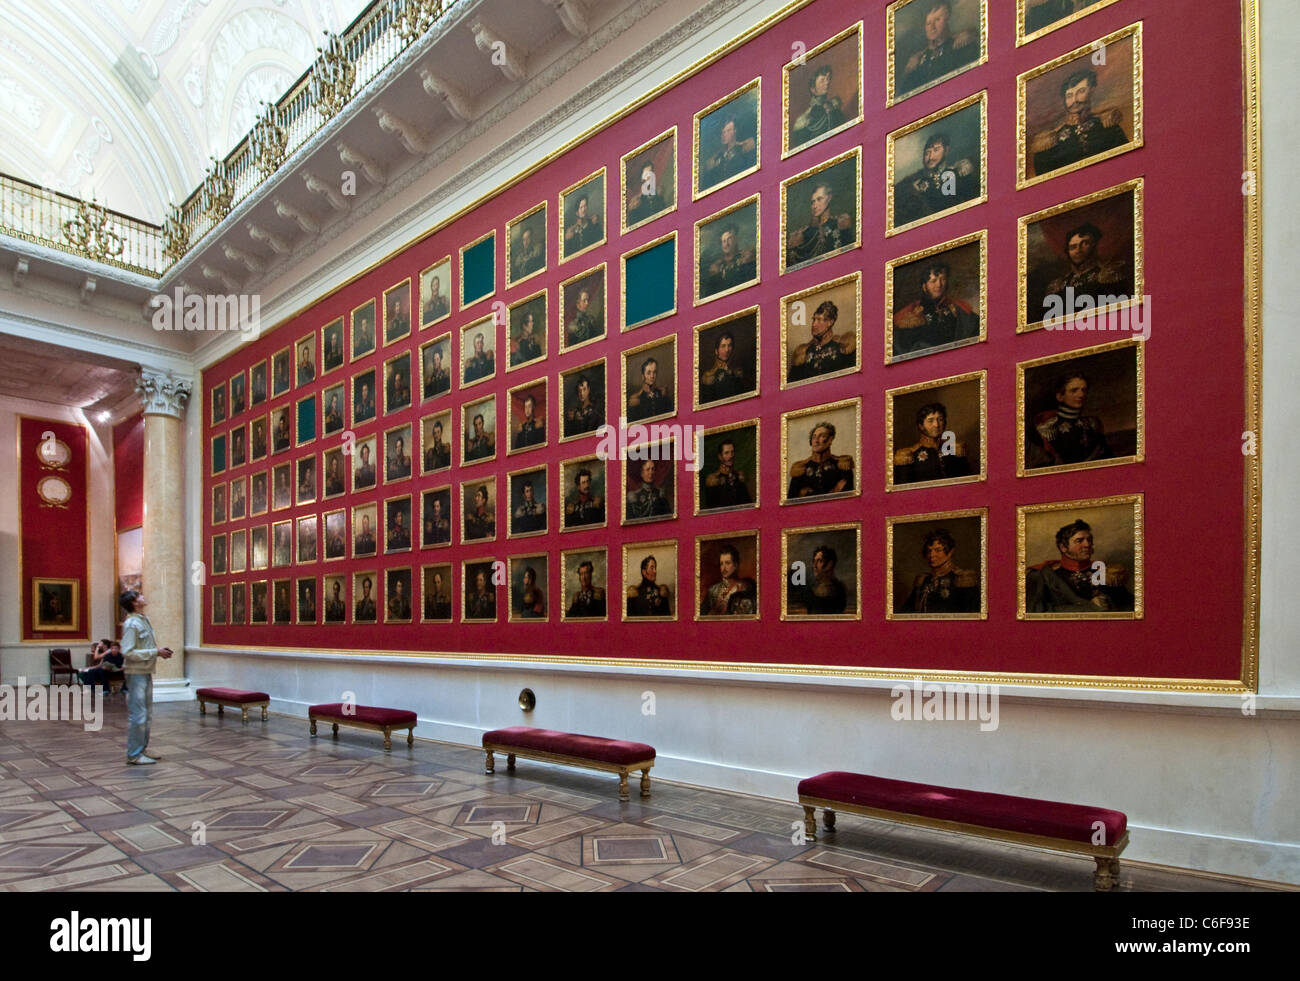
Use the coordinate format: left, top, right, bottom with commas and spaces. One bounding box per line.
890, 234, 983, 361
509, 469, 548, 537
462, 396, 496, 464
250, 526, 269, 571
353, 574, 378, 623
509, 559, 547, 622
353, 437, 377, 492
782, 151, 860, 273
888, 513, 984, 618
1021, 27, 1140, 186
296, 514, 317, 563
509, 293, 547, 370
382, 280, 411, 348
324, 575, 346, 623
697, 534, 759, 619
422, 412, 453, 474
507, 205, 548, 286
890, 0, 984, 104
623, 338, 676, 424
250, 581, 269, 624
324, 510, 346, 560
624, 543, 676, 621
271, 521, 292, 568
1020, 340, 1141, 474
461, 320, 496, 387
463, 563, 497, 622
419, 336, 452, 402
271, 406, 291, 455
322, 317, 345, 373
784, 524, 860, 619
561, 361, 605, 439
1022, 503, 1139, 617
251, 471, 269, 516
352, 369, 377, 425
462, 479, 497, 543
696, 309, 758, 409
888, 373, 984, 488
782, 274, 859, 388
509, 383, 547, 453
212, 384, 227, 425
212, 484, 227, 525
563, 550, 608, 621
561, 270, 606, 352
385, 496, 412, 554
784, 26, 861, 156
384, 352, 412, 415
696, 199, 759, 303
420, 259, 452, 328
212, 586, 228, 625
562, 458, 606, 530
695, 81, 759, 197
351, 299, 377, 360
297, 578, 317, 624
273, 581, 293, 623
890, 96, 983, 232
698, 423, 758, 515
272, 348, 291, 398
231, 583, 247, 624
353, 505, 378, 558
230, 372, 247, 415
322, 384, 345, 436
227, 426, 245, 469
385, 426, 413, 482
1023, 0, 1116, 38
624, 446, 675, 525
561, 172, 606, 261
230, 479, 247, 521
782, 399, 860, 504
322, 449, 345, 499
623, 129, 676, 232
296, 456, 316, 505
250, 361, 268, 407
296, 334, 316, 386
211, 535, 227, 576
422, 565, 452, 622
422, 488, 452, 547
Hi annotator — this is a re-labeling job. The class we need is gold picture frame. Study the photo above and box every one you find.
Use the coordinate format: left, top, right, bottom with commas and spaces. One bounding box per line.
693, 77, 761, 201
694, 193, 760, 306
782, 22, 864, 158
623, 539, 679, 622
887, 90, 988, 237
781, 521, 862, 621
506, 201, 549, 288
885, 229, 987, 364
779, 146, 861, 274
780, 397, 862, 506
780, 271, 861, 389
885, 507, 987, 620
621, 126, 678, 233
885, 369, 987, 492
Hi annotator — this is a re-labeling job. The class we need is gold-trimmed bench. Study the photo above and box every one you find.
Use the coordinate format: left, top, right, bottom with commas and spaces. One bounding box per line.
798, 771, 1129, 891
483, 726, 655, 802
196, 687, 270, 723
309, 702, 416, 751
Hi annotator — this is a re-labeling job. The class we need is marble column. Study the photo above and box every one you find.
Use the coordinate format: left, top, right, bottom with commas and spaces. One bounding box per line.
135, 368, 192, 696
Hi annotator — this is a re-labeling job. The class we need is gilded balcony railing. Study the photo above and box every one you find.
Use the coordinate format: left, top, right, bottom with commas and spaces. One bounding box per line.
0, 0, 461, 279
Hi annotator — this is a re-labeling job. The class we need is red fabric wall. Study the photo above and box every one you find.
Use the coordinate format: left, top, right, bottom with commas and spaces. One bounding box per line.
113, 413, 144, 530
201, 0, 1251, 683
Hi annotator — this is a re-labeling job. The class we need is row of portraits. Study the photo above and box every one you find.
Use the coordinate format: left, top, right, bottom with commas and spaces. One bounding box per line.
211, 337, 1145, 548
207, 491, 1143, 627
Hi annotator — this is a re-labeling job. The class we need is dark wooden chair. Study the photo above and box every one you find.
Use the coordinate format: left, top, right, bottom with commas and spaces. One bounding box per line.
48, 648, 76, 685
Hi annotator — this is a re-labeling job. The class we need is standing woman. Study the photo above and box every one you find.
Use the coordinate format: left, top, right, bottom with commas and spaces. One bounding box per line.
119, 591, 173, 765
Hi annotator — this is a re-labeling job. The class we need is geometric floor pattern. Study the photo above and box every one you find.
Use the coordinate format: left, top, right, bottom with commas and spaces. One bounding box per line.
0, 693, 1287, 893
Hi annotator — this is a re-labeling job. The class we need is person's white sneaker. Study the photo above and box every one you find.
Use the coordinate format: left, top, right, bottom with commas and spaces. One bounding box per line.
127, 755, 158, 765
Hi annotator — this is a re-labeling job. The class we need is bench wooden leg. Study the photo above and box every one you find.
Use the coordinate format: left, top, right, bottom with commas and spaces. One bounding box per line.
506, 753, 516, 771
241, 707, 249, 723
261, 706, 268, 722
217, 704, 224, 715
199, 700, 207, 715
1094, 856, 1120, 891
485, 749, 495, 774
640, 769, 652, 798
618, 771, 630, 802
823, 808, 836, 832
332, 722, 339, 738
310, 719, 317, 736
802, 805, 818, 842
407, 727, 414, 746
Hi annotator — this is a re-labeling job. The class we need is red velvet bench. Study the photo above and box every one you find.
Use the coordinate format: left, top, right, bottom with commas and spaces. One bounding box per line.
797, 771, 1129, 891
196, 687, 270, 723
309, 703, 416, 751
483, 726, 655, 801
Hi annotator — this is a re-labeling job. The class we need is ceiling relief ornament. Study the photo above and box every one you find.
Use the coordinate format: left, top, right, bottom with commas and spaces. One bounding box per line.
136, 368, 193, 419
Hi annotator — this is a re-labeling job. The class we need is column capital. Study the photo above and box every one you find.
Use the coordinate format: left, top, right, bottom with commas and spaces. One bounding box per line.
136, 368, 193, 419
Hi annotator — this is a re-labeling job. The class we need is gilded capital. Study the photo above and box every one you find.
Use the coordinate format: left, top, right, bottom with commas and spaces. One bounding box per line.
136, 368, 193, 419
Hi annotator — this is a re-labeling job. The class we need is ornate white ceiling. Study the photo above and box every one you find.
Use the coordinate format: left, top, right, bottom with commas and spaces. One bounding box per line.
0, 0, 373, 223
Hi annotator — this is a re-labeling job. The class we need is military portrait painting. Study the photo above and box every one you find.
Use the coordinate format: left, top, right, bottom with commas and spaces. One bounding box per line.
250, 360, 268, 407
230, 370, 247, 414
384, 495, 413, 554
622, 127, 677, 233
508, 465, 548, 539
323, 510, 346, 562
353, 571, 379, 624
783, 24, 862, 157
560, 264, 606, 353
211, 484, 227, 525
420, 334, 452, 401
295, 454, 316, 505
887, 231, 984, 362
212, 586, 228, 625
271, 462, 292, 510
270, 405, 291, 454
250, 525, 269, 571
250, 470, 268, 516
351, 435, 378, 493
507, 203, 548, 287
322, 382, 346, 437
695, 307, 758, 410
419, 257, 452, 328
323, 574, 347, 623
322, 317, 345, 374
888, 0, 986, 105
386, 566, 415, 622
295, 332, 316, 386
508, 290, 547, 371
296, 514, 318, 563
230, 477, 247, 521
888, 92, 985, 235
560, 169, 606, 262
384, 423, 414, 484
273, 524, 291, 572
350, 298, 377, 361
780, 148, 860, 274
421, 564, 453, 622
508, 556, 549, 622
352, 502, 379, 559
420, 409, 453, 475
352, 368, 377, 425
1018, 24, 1141, 188
1019, 494, 1142, 619
561, 455, 606, 531
1019, 0, 1120, 44
622, 441, 676, 526
229, 424, 247, 468
561, 358, 606, 441
696, 531, 759, 620
297, 577, 318, 624
383, 278, 412, 346
211, 535, 227, 576
461, 477, 497, 544
383, 350, 412, 415
463, 560, 498, 623
230, 583, 247, 624
508, 379, 547, 455
421, 487, 453, 548
780, 398, 860, 505
562, 548, 608, 622
460, 314, 496, 388
623, 540, 677, 622
271, 346, 291, 398
696, 419, 758, 516
211, 382, 226, 425
1020, 179, 1141, 333
322, 447, 346, 500
622, 336, 676, 425
461, 394, 497, 466
1019, 338, 1142, 476
887, 509, 985, 619
695, 194, 759, 305
250, 581, 269, 623
782, 523, 860, 620
694, 78, 760, 199
887, 371, 985, 491
272, 579, 292, 624
781, 273, 859, 388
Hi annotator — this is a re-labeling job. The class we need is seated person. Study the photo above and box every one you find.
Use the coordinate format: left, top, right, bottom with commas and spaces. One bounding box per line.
79, 638, 124, 693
